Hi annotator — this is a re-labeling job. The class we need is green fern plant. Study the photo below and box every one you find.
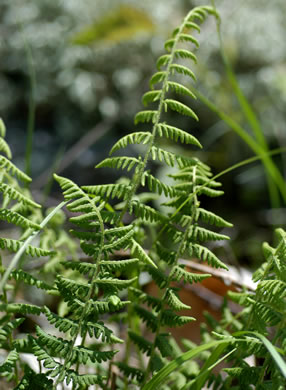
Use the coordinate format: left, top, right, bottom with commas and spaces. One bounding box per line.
0, 5, 232, 389
1, 3, 286, 390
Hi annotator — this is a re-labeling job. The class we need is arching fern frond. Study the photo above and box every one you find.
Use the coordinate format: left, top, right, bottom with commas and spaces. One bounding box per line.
161, 310, 195, 327
8, 270, 54, 291
0, 209, 41, 230
141, 171, 181, 197
197, 208, 233, 227
110, 131, 152, 155
0, 237, 55, 257
188, 225, 230, 242
0, 156, 31, 183
131, 238, 157, 268
0, 350, 19, 373
150, 146, 199, 169
0, 183, 41, 208
188, 243, 229, 270
142, 91, 162, 107
169, 265, 211, 284
0, 138, 12, 159
156, 54, 171, 70
0, 318, 25, 344
134, 110, 158, 124
167, 80, 197, 99
130, 200, 166, 223
96, 156, 142, 172
116, 362, 144, 382
157, 123, 201, 147
164, 99, 198, 121
174, 48, 197, 63
166, 288, 191, 311
82, 183, 130, 200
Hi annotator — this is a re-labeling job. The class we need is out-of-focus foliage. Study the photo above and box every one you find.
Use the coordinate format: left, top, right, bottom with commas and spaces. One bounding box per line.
71, 5, 155, 45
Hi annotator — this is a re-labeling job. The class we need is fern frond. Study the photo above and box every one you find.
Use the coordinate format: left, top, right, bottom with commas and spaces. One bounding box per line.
164, 99, 198, 120
96, 156, 142, 172
110, 132, 152, 155
161, 309, 195, 327
170, 64, 196, 81
36, 326, 117, 364
172, 21, 201, 37
69, 212, 100, 227
166, 288, 191, 310
134, 305, 158, 332
94, 276, 137, 292
189, 243, 229, 269
257, 280, 286, 303
0, 183, 41, 208
56, 276, 89, 299
188, 226, 230, 242
0, 209, 41, 230
197, 186, 225, 197
9, 270, 54, 291
88, 298, 130, 315
116, 362, 144, 382
128, 331, 152, 355
130, 200, 166, 223
0, 303, 43, 315
167, 80, 197, 99
141, 171, 181, 198
156, 242, 177, 265
142, 91, 162, 106
0, 156, 31, 183
177, 33, 199, 47
154, 334, 173, 360
83, 183, 130, 201
174, 48, 197, 63
134, 110, 158, 124
149, 71, 167, 89
197, 208, 233, 227
103, 230, 134, 254
157, 123, 201, 147
156, 54, 171, 70
0, 318, 25, 344
129, 287, 162, 311
151, 146, 199, 169
101, 210, 121, 225
65, 370, 105, 387
0, 118, 6, 137
43, 307, 123, 343
0, 138, 12, 159
146, 264, 168, 288
169, 265, 211, 284
101, 258, 139, 271
0, 350, 19, 373
0, 237, 55, 257
131, 238, 157, 268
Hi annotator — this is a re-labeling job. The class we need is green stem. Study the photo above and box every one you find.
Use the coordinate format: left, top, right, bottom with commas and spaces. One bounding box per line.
210, 0, 280, 208
19, 22, 36, 180
192, 87, 286, 205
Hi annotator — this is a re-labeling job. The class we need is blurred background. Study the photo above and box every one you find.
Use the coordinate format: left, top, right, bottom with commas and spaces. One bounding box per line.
1, 0, 286, 268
